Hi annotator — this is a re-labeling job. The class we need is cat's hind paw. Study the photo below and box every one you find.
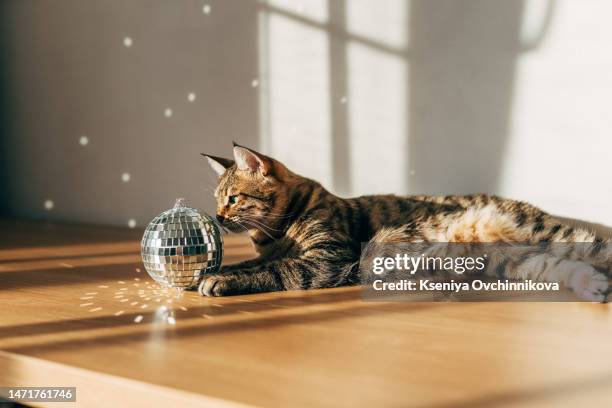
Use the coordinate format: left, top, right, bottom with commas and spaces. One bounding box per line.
569, 268, 608, 302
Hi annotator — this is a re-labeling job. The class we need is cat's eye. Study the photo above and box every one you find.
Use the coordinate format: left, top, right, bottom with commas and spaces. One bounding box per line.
228, 195, 239, 205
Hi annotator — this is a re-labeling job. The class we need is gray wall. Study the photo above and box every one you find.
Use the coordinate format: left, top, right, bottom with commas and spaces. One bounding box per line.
2, 0, 611, 228
0, 0, 259, 227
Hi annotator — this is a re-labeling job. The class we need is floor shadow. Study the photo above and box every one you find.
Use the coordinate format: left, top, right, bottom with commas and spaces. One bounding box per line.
0, 261, 144, 290
0, 249, 252, 290
3, 292, 438, 355
0, 288, 378, 340
417, 371, 612, 408
0, 249, 139, 264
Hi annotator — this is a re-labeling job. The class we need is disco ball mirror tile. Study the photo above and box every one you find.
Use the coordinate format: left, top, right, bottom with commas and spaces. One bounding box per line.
141, 199, 223, 289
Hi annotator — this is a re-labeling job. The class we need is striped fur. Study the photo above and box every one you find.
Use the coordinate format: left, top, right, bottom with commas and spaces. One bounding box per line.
200, 144, 611, 300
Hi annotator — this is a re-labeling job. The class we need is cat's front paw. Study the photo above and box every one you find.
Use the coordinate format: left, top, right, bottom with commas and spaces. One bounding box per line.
198, 273, 240, 297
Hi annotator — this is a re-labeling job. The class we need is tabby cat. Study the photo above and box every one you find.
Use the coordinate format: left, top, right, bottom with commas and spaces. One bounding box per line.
199, 143, 611, 301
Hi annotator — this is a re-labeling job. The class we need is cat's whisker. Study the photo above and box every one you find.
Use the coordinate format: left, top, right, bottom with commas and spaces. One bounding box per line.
234, 219, 278, 242
233, 220, 250, 234
240, 219, 283, 237
240, 220, 277, 242
239, 216, 284, 232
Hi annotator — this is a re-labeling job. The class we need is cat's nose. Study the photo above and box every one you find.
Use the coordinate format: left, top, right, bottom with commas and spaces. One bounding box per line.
216, 214, 225, 224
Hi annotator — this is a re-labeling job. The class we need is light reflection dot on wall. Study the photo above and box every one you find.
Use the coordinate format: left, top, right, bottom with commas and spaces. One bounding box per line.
79, 135, 89, 146
188, 92, 196, 102
202, 4, 211, 14
44, 199, 54, 210
340, 96, 348, 104
121, 172, 131, 183
128, 219, 137, 228
123, 37, 133, 47
251, 79, 259, 88
164, 108, 173, 118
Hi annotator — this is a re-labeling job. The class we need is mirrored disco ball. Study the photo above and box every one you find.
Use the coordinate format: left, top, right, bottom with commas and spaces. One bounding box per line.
141, 198, 223, 290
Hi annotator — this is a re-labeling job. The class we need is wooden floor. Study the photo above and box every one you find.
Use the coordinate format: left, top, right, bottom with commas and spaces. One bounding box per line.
1, 218, 612, 407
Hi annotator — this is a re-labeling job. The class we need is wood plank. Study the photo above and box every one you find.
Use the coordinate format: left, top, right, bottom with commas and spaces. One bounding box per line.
0, 219, 611, 407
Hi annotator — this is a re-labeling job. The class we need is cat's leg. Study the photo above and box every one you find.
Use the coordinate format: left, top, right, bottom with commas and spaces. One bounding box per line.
220, 256, 268, 273
198, 227, 357, 296
198, 252, 356, 296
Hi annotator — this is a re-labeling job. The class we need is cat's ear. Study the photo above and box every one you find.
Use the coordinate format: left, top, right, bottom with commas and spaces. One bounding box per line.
201, 154, 234, 176
232, 143, 272, 176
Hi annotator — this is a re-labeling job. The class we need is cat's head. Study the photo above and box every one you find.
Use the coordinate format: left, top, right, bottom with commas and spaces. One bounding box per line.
202, 143, 299, 233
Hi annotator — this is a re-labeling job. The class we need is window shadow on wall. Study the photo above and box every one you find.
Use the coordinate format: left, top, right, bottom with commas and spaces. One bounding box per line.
408, 0, 527, 195
407, 0, 555, 195
261, 0, 555, 197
